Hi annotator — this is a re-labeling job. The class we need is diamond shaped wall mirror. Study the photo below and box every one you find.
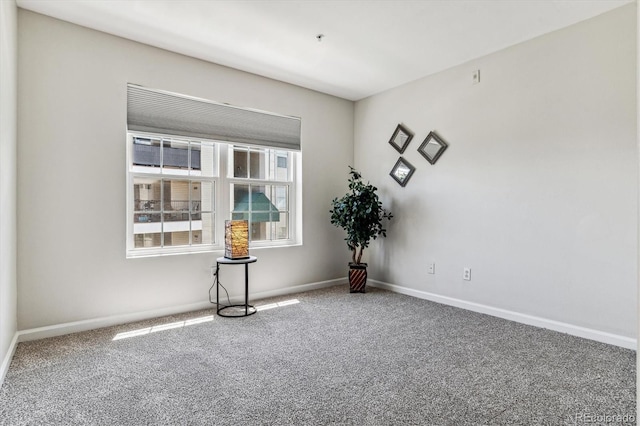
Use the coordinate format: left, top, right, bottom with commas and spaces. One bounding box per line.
389, 157, 415, 187
418, 131, 448, 165
388, 124, 414, 154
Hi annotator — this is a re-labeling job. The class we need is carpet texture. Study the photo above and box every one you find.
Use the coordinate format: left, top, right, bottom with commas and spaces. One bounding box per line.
0, 285, 635, 425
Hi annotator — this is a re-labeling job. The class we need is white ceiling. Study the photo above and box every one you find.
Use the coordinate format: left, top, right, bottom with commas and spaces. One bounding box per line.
16, 0, 633, 101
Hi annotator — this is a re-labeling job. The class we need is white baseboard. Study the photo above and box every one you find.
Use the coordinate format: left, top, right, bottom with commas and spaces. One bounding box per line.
0, 332, 19, 387
17, 278, 344, 343
12, 275, 632, 378
369, 280, 637, 350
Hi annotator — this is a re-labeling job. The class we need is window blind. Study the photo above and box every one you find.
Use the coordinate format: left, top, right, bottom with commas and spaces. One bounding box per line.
127, 84, 301, 151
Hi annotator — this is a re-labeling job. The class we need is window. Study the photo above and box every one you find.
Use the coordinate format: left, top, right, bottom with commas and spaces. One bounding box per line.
127, 134, 299, 257
229, 146, 293, 243
126, 84, 301, 257
128, 135, 216, 256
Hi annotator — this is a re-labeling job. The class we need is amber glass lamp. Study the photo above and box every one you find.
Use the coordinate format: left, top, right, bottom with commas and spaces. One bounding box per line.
224, 220, 249, 259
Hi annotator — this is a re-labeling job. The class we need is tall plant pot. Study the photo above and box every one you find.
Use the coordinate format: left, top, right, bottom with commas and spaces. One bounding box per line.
348, 263, 368, 293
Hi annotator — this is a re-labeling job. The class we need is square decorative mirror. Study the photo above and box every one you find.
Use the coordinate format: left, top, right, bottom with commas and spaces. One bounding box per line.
389, 157, 416, 187
418, 131, 448, 165
388, 124, 414, 153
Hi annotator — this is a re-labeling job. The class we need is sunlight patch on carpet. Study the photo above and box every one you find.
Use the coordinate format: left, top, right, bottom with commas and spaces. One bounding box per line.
112, 315, 214, 341
255, 298, 300, 311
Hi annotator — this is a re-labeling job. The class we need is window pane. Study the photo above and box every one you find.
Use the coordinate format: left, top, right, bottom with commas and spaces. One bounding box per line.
197, 141, 216, 177
163, 180, 190, 211
273, 212, 289, 240
230, 147, 290, 182
134, 213, 161, 224
233, 147, 248, 178
250, 185, 268, 212
198, 181, 214, 212
134, 233, 161, 248
272, 151, 289, 181
190, 181, 201, 218
249, 149, 266, 179
163, 212, 190, 222
164, 231, 190, 246
162, 139, 189, 172
133, 178, 162, 245
250, 221, 268, 241
194, 212, 214, 245
229, 184, 285, 242
190, 142, 201, 174
249, 212, 284, 241
133, 178, 161, 211
192, 230, 203, 245
132, 137, 161, 169
231, 184, 250, 220
273, 185, 288, 211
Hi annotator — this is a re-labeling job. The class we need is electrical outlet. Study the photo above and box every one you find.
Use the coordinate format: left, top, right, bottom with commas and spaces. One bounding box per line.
428, 263, 435, 274
463, 267, 471, 281
472, 69, 480, 85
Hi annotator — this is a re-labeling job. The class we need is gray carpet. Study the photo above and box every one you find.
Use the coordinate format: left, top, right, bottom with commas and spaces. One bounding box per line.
0, 285, 635, 425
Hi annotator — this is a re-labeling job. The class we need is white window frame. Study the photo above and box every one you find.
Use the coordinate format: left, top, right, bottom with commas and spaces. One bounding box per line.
126, 131, 300, 258
225, 144, 297, 248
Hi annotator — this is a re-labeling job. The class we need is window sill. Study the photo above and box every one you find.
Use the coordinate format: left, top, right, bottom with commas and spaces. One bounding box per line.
126, 240, 301, 259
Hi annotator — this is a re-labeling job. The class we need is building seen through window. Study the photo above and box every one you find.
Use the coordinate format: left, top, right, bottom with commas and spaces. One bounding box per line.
128, 135, 296, 255
131, 137, 215, 249
230, 146, 291, 242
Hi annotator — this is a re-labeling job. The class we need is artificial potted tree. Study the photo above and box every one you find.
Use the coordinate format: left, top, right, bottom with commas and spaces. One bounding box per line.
330, 167, 392, 293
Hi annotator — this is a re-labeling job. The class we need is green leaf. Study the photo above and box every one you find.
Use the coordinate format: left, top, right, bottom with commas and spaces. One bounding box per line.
329, 166, 392, 263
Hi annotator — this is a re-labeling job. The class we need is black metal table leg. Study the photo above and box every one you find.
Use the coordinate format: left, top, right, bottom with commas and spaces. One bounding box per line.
245, 263, 249, 315
216, 262, 220, 312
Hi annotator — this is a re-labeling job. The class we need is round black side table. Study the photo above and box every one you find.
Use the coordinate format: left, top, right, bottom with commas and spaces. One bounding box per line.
215, 256, 258, 317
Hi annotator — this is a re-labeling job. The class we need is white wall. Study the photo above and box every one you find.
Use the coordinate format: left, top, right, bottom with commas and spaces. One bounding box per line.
355, 4, 637, 339
17, 10, 353, 330
0, 0, 18, 377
